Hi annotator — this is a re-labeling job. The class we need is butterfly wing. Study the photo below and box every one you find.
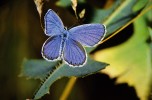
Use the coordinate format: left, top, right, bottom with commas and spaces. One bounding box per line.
69, 24, 106, 47
63, 38, 87, 67
44, 9, 64, 36
42, 35, 62, 61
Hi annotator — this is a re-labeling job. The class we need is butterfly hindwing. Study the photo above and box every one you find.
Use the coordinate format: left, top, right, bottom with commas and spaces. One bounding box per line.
44, 9, 64, 36
69, 24, 106, 47
63, 38, 87, 67
42, 35, 62, 61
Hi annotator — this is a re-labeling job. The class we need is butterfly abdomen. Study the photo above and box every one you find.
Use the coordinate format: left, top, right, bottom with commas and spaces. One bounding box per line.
60, 31, 69, 59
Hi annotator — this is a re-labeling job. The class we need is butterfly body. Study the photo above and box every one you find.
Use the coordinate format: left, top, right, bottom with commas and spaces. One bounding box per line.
60, 30, 69, 59
42, 9, 106, 67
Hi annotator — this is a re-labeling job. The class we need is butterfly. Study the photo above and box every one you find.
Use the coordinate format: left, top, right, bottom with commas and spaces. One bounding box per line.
41, 9, 106, 67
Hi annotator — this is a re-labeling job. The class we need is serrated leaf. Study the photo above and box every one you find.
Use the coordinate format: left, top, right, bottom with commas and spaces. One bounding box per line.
20, 59, 59, 80
34, 57, 108, 99
94, 16, 152, 100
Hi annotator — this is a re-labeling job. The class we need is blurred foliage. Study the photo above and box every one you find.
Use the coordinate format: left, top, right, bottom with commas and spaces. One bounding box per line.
93, 1, 152, 100
56, 0, 85, 7
20, 59, 59, 80
0, 0, 152, 100
94, 16, 152, 100
0, 0, 43, 100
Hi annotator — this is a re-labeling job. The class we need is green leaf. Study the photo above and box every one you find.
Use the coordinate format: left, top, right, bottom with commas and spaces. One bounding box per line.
20, 59, 59, 80
93, 0, 148, 34
91, 0, 123, 23
34, 57, 108, 99
133, 0, 149, 12
86, 0, 148, 53
56, 0, 85, 7
103, 0, 140, 33
94, 16, 152, 100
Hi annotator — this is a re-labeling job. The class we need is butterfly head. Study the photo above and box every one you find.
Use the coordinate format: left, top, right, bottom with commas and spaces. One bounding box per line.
62, 28, 70, 39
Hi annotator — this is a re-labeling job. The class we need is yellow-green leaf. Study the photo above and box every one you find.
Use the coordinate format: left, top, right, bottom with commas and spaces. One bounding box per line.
94, 16, 152, 100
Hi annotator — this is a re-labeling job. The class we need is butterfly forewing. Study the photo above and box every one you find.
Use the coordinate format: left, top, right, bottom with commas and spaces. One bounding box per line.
69, 24, 106, 47
63, 38, 87, 67
44, 9, 64, 36
42, 36, 62, 61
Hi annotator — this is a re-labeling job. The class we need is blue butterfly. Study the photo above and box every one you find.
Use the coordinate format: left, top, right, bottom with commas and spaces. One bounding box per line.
42, 9, 106, 67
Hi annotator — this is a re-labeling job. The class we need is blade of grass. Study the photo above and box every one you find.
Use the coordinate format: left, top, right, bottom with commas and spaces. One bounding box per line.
60, 77, 77, 100
103, 0, 129, 25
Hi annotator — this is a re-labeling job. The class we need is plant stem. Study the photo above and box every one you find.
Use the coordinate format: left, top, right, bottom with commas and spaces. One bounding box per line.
60, 77, 77, 100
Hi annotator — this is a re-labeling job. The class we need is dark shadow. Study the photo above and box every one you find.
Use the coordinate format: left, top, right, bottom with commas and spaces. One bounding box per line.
69, 73, 140, 100
86, 0, 110, 9
67, 3, 94, 24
